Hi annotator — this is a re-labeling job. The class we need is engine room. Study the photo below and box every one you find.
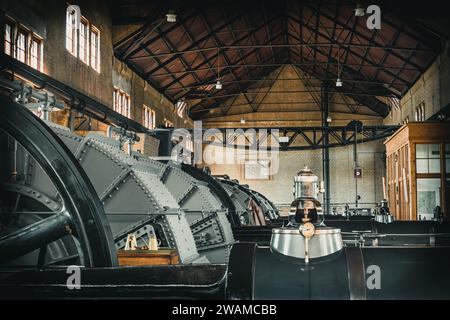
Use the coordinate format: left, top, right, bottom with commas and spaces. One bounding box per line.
1, 0, 450, 305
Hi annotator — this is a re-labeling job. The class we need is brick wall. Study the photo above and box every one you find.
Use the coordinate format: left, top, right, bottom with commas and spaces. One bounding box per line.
207, 140, 385, 212
112, 58, 193, 129
1, 0, 191, 131
384, 44, 450, 125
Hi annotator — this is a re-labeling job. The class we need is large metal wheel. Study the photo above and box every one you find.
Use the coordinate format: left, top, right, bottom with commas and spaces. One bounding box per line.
0, 95, 117, 268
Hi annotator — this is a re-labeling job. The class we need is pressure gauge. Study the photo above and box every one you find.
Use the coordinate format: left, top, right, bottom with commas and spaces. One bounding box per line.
300, 222, 315, 238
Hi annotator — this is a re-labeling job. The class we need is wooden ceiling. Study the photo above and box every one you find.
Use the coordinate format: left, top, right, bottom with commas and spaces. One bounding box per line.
111, 0, 445, 120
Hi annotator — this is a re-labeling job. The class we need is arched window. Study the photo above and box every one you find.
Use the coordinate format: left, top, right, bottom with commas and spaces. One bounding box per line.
402, 116, 409, 125
415, 103, 425, 121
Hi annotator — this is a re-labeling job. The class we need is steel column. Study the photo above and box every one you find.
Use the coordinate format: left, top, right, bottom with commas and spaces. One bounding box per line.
321, 83, 330, 215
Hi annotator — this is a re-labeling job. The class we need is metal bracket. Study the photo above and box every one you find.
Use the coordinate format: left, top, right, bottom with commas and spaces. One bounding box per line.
99, 168, 132, 202
178, 184, 199, 206
158, 165, 171, 182
190, 211, 226, 248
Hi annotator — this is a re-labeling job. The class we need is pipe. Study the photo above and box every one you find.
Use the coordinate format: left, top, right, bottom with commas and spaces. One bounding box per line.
0, 211, 73, 264
0, 77, 64, 109
0, 54, 150, 133
107, 125, 140, 143
126, 141, 133, 155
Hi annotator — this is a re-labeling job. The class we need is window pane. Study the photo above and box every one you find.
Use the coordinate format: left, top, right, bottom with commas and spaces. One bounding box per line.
121, 95, 126, 115
30, 38, 41, 70
143, 106, 155, 129
66, 10, 77, 56
446, 159, 450, 174
445, 144, 450, 158
416, 144, 442, 174
416, 159, 429, 173
117, 92, 121, 114
429, 159, 441, 173
428, 144, 440, 158
90, 28, 100, 72
5, 24, 12, 55
80, 20, 89, 64
113, 91, 116, 111
16, 31, 27, 63
416, 144, 428, 158
417, 178, 441, 220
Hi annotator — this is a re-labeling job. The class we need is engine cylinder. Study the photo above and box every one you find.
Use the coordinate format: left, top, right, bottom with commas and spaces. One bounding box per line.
251, 245, 450, 299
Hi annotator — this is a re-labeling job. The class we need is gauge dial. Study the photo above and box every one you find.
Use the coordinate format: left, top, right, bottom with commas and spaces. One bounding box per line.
300, 222, 315, 238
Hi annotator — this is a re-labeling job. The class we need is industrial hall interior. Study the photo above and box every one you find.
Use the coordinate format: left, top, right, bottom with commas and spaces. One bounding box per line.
1, 0, 450, 300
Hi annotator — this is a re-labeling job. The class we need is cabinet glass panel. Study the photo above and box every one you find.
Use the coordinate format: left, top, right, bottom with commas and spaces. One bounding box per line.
429, 159, 441, 173
429, 144, 440, 158
416, 144, 441, 174
417, 178, 441, 220
416, 159, 428, 173
416, 144, 428, 158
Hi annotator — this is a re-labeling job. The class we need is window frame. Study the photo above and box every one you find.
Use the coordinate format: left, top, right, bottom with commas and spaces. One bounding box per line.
164, 118, 174, 128
65, 6, 101, 72
113, 88, 131, 118
79, 16, 89, 65
4, 18, 43, 71
65, 7, 78, 57
15, 27, 28, 64
90, 26, 100, 72
4, 21, 14, 56
416, 143, 441, 174
142, 105, 156, 129
415, 102, 425, 122
176, 99, 187, 118
30, 36, 42, 71
414, 142, 450, 219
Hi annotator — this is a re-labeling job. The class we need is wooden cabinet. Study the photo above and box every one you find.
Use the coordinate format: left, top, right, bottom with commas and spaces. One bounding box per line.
118, 249, 180, 266
384, 123, 450, 221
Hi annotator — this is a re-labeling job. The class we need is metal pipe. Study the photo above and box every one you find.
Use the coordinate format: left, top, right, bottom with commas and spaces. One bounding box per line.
0, 77, 64, 109
106, 125, 140, 143
107, 125, 113, 138
0, 211, 73, 264
0, 54, 151, 133
126, 141, 133, 155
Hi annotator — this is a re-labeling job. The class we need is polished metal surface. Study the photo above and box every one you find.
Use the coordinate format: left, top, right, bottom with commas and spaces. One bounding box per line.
345, 247, 367, 300
270, 227, 343, 259
374, 214, 395, 224
293, 166, 322, 199
290, 166, 324, 224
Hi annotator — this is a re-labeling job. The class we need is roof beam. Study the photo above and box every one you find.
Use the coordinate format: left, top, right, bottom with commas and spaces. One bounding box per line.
288, 13, 411, 88
120, 10, 199, 60
288, 44, 389, 117
144, 11, 247, 77
160, 12, 284, 92
305, 4, 425, 71
196, 9, 256, 109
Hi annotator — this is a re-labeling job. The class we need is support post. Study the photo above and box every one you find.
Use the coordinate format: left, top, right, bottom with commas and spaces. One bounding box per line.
321, 84, 330, 214
354, 122, 359, 208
